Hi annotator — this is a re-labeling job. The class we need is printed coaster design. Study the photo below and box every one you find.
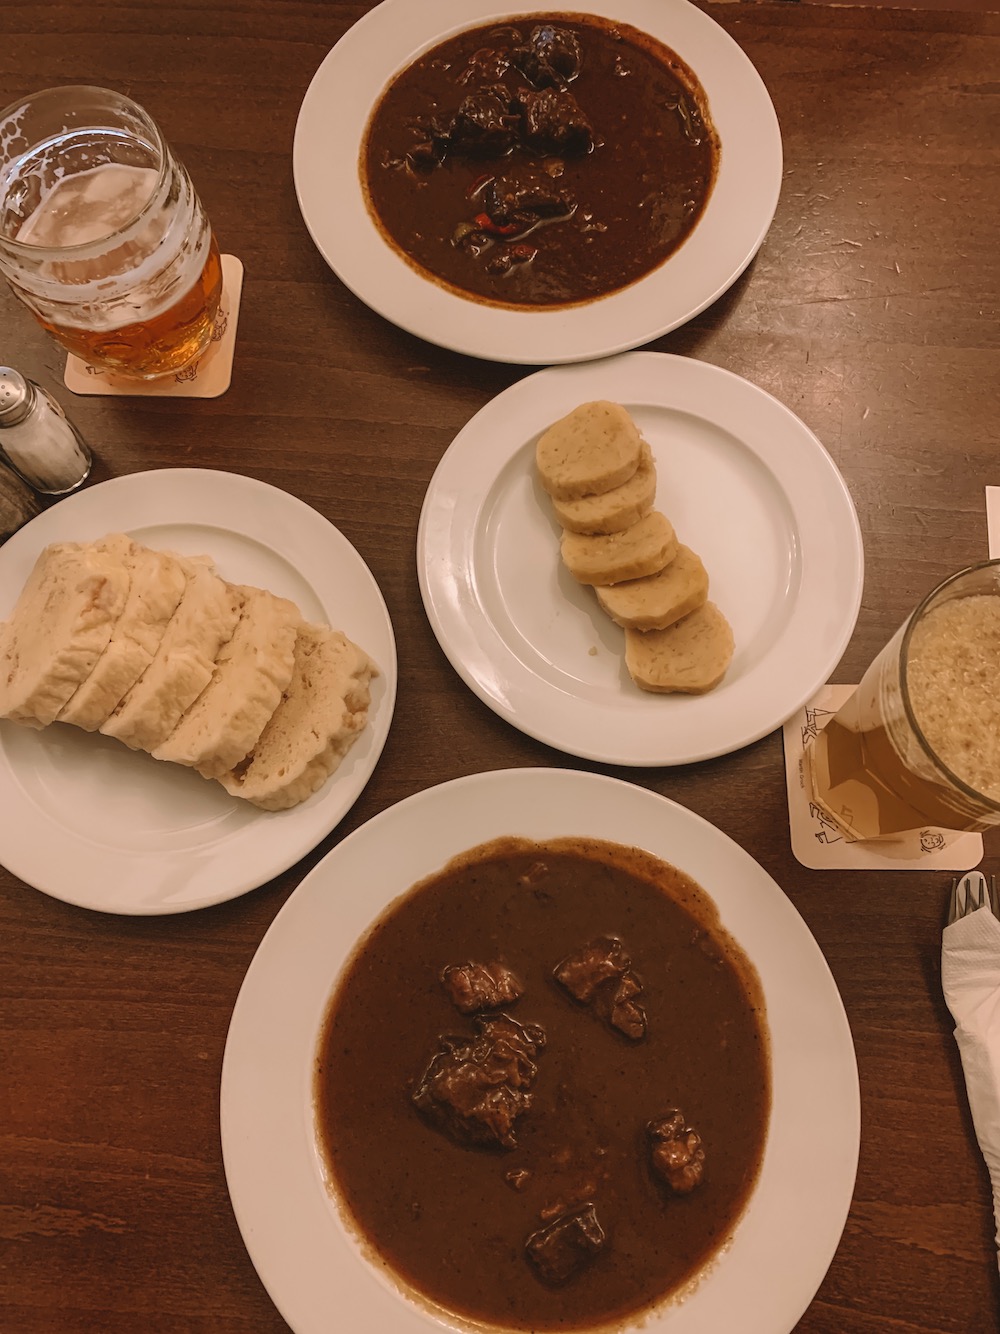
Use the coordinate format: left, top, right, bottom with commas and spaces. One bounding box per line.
783, 683, 983, 872
63, 254, 244, 399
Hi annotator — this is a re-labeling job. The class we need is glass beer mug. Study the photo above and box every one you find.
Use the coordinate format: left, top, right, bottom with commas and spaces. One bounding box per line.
0, 85, 222, 379
807, 560, 1000, 841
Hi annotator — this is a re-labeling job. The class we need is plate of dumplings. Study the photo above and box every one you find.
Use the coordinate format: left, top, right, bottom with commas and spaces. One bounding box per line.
417, 351, 863, 766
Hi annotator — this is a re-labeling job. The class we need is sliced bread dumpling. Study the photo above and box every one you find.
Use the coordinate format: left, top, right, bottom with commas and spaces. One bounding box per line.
0, 540, 131, 727
216, 623, 376, 812
624, 602, 734, 695
596, 544, 709, 631
152, 584, 300, 778
536, 401, 643, 501
58, 537, 187, 731
551, 440, 657, 535
560, 510, 678, 587
100, 557, 242, 752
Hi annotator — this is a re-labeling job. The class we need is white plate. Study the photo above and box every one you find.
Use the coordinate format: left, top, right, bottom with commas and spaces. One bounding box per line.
292, 0, 782, 364
417, 352, 863, 766
0, 469, 397, 915
221, 767, 859, 1334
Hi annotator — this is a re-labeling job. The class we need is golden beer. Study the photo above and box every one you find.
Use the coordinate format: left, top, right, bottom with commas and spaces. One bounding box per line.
0, 86, 222, 379
31, 234, 223, 378
808, 562, 1000, 841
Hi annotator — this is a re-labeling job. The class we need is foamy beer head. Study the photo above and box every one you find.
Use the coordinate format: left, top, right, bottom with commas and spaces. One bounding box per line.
809, 560, 1000, 841
902, 562, 1000, 804
0, 86, 222, 379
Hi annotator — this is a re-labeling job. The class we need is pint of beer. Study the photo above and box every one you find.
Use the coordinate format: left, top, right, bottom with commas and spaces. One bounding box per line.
0, 86, 222, 379
808, 561, 1000, 841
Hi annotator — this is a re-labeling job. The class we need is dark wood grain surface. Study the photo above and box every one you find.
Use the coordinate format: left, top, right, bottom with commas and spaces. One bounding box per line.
2, 2, 999, 1331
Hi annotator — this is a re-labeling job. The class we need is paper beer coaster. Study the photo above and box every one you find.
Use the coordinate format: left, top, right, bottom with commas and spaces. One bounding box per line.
986, 486, 1000, 558
782, 683, 984, 872
63, 254, 244, 399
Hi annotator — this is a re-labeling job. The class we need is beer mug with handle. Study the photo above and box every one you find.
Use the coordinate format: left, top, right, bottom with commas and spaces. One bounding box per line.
0, 85, 222, 379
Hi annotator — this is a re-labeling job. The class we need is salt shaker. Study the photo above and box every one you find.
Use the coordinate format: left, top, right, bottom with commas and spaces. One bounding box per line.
0, 367, 93, 494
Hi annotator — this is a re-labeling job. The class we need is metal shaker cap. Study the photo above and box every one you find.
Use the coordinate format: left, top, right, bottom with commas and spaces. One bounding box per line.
0, 368, 36, 427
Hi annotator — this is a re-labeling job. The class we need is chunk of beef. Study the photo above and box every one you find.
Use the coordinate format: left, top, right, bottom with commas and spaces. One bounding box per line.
516, 88, 593, 157
447, 87, 520, 157
525, 1204, 606, 1286
440, 961, 524, 1014
554, 936, 647, 1041
479, 171, 574, 230
458, 45, 514, 86
648, 1111, 705, 1194
609, 970, 646, 1040
554, 935, 630, 1001
412, 1014, 546, 1150
404, 137, 444, 174
512, 24, 583, 88
404, 115, 451, 174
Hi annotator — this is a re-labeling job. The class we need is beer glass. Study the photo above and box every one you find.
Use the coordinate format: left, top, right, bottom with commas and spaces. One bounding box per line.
0, 86, 222, 379
807, 560, 1000, 841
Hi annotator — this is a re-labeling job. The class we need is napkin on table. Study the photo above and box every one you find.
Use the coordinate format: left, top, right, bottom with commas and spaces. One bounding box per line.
942, 902, 1000, 1271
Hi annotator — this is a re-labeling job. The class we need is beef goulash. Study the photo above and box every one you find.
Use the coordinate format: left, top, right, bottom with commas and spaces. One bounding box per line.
0, 534, 377, 810
315, 836, 770, 1331
537, 400, 734, 693
361, 15, 719, 307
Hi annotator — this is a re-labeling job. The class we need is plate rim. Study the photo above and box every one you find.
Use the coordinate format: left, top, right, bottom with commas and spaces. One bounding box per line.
416, 351, 864, 767
291, 0, 783, 364
220, 765, 860, 1334
0, 467, 398, 916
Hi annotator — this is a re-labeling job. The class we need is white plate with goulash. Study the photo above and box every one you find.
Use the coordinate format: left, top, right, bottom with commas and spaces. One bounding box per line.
0, 469, 396, 914
221, 767, 860, 1334
293, 0, 782, 362
417, 352, 864, 766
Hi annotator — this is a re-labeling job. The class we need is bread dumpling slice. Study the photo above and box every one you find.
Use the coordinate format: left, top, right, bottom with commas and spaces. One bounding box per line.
101, 557, 242, 752
152, 584, 300, 778
625, 602, 734, 695
216, 623, 377, 812
561, 511, 677, 587
596, 544, 708, 631
0, 540, 131, 727
551, 441, 657, 535
58, 537, 187, 731
536, 401, 643, 501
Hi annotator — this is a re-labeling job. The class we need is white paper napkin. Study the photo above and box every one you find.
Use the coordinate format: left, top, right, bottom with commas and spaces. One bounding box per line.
942, 903, 1000, 1269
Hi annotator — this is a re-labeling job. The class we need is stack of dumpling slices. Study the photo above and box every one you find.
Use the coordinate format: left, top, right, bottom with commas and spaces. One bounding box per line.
0, 533, 377, 810
536, 401, 734, 694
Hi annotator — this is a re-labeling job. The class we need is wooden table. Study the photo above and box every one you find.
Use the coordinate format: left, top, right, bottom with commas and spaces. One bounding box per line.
2, 2, 998, 1330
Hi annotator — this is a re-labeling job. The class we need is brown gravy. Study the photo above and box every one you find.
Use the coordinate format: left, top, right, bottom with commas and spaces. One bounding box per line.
360, 15, 719, 308
314, 837, 770, 1330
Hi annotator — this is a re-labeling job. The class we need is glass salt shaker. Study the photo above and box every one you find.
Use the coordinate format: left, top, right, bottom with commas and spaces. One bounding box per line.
0, 367, 92, 494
